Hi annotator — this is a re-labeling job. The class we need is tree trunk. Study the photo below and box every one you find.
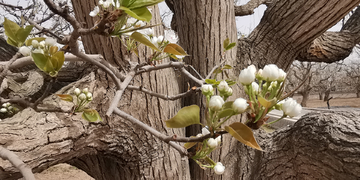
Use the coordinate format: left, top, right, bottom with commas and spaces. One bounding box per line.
324, 88, 331, 101
319, 92, 323, 100
0, 2, 190, 180
357, 91, 360, 98
300, 91, 310, 107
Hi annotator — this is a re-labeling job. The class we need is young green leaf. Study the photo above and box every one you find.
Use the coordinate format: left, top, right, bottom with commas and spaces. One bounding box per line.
223, 38, 230, 49
183, 136, 198, 149
3, 18, 20, 46
258, 96, 277, 108
163, 43, 188, 56
82, 109, 102, 122
217, 109, 234, 119
225, 42, 236, 51
31, 53, 48, 72
51, 51, 65, 71
130, 32, 161, 51
225, 122, 263, 151
205, 79, 217, 84
56, 94, 73, 102
222, 101, 234, 109
165, 105, 200, 128
16, 25, 33, 44
223, 64, 232, 69
120, 6, 152, 22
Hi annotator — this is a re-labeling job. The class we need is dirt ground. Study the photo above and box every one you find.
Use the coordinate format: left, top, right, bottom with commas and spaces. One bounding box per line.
20, 93, 360, 180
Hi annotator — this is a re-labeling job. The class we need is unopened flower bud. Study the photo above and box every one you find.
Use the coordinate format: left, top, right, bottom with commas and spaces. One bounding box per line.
217, 80, 229, 92
78, 93, 86, 100
201, 84, 214, 96
74, 88, 81, 96
225, 87, 233, 97
0, 108, 7, 113
86, 92, 93, 99
207, 138, 218, 148
32, 40, 39, 47
239, 65, 256, 85
214, 162, 225, 175
202, 127, 210, 136
209, 95, 224, 111
251, 82, 259, 94
19, 46, 31, 56
232, 98, 248, 114
281, 98, 302, 117
215, 136, 221, 146
262, 64, 280, 81
82, 88, 89, 94
45, 38, 56, 46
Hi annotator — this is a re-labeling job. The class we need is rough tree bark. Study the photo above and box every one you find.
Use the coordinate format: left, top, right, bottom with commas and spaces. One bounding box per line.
0, 2, 190, 180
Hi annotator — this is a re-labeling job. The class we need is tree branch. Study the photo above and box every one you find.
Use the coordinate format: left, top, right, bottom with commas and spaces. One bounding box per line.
127, 85, 201, 101
234, 0, 271, 16
0, 146, 35, 180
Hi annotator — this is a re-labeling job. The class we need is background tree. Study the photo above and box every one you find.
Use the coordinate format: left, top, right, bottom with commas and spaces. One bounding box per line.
0, 0, 360, 180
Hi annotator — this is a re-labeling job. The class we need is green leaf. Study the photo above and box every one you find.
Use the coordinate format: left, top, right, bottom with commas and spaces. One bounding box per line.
120, 6, 152, 22
218, 109, 234, 119
3, 18, 20, 46
16, 25, 33, 44
126, 0, 164, 9
258, 96, 277, 108
7, 38, 18, 47
222, 101, 234, 109
212, 68, 222, 74
163, 43, 188, 56
120, 0, 136, 8
25, 37, 46, 46
226, 80, 236, 86
165, 105, 200, 128
56, 94, 73, 102
223, 38, 230, 49
225, 42, 236, 51
223, 64, 232, 69
130, 32, 161, 51
51, 51, 65, 71
183, 136, 198, 149
205, 79, 216, 84
225, 122, 263, 151
82, 109, 102, 122
31, 53, 49, 72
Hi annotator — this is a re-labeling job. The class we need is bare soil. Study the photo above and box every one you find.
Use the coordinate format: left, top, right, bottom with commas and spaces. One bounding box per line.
22, 93, 360, 180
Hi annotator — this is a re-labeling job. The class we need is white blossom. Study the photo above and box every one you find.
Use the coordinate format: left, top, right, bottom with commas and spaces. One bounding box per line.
164, 30, 178, 43
278, 69, 287, 81
201, 84, 214, 95
175, 55, 186, 59
138, 28, 153, 36
251, 82, 259, 94
45, 37, 56, 46
32, 40, 39, 47
0, 108, 7, 113
225, 87, 233, 96
32, 48, 44, 54
82, 88, 89, 94
232, 98, 248, 114
262, 64, 280, 81
74, 88, 81, 96
89, 6, 100, 17
86, 92, 93, 99
78, 93, 87, 100
281, 98, 302, 117
207, 138, 218, 148
39, 41, 46, 48
217, 80, 229, 92
239, 65, 256, 85
202, 127, 210, 136
214, 162, 225, 175
215, 136, 221, 146
19, 46, 31, 56
209, 96, 225, 111
156, 35, 164, 44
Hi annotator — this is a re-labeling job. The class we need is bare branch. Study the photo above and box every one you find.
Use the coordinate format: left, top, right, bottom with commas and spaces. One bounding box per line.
127, 85, 201, 101
113, 108, 189, 157
0, 146, 35, 180
0, 52, 21, 83
235, 0, 271, 16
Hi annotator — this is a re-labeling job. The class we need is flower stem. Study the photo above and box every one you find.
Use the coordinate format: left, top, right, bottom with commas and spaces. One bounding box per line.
267, 115, 286, 125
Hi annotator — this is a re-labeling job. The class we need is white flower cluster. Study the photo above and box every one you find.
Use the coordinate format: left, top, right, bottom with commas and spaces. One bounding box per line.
74, 87, 93, 101
90, 0, 120, 17
238, 64, 287, 85
0, 102, 13, 114
19, 37, 57, 57
279, 98, 302, 117
196, 127, 222, 149
122, 18, 153, 37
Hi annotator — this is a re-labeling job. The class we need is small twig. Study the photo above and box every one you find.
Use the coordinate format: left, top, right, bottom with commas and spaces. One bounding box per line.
0, 146, 35, 180
179, 67, 204, 86
135, 61, 185, 75
205, 60, 227, 80
33, 77, 56, 108
186, 65, 204, 80
280, 72, 311, 101
127, 85, 201, 101
113, 108, 189, 156
106, 68, 136, 116
0, 52, 22, 84
27, 18, 62, 41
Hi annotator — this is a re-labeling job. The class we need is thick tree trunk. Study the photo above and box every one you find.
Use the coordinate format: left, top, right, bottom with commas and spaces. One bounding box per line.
300, 91, 310, 107
319, 92, 323, 100
0, 2, 190, 180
